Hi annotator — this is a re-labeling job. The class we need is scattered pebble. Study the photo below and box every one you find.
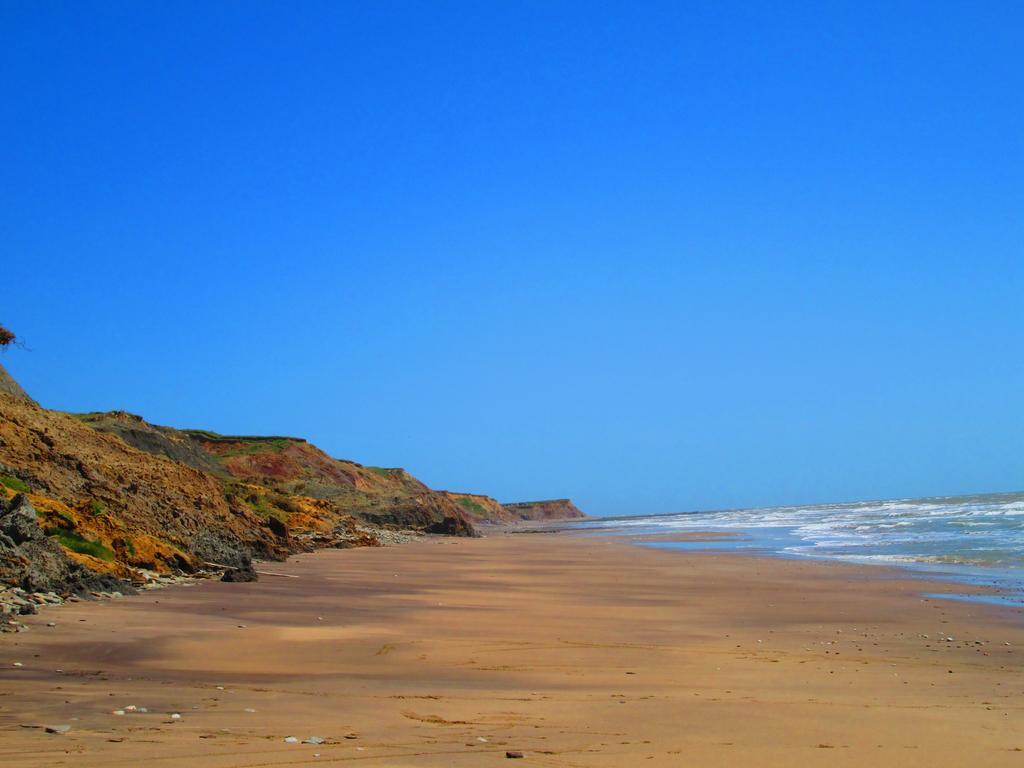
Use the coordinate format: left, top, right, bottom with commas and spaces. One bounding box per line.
304, 736, 325, 744
284, 736, 299, 744
45, 724, 71, 734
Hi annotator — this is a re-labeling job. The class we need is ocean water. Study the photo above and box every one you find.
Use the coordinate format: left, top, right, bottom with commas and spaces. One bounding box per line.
573, 492, 1024, 605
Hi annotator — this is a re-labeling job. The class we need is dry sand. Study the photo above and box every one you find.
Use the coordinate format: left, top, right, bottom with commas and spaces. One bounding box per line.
0, 532, 1021, 767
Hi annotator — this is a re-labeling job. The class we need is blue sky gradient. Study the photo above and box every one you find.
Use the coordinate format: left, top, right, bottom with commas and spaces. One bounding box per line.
2, 2, 1021, 515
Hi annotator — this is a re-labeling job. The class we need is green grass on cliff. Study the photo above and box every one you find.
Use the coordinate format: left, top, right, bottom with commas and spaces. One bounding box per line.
239, 492, 290, 523
0, 474, 29, 493
213, 438, 292, 458
456, 497, 488, 517
45, 527, 115, 561
65, 412, 101, 422
185, 429, 303, 444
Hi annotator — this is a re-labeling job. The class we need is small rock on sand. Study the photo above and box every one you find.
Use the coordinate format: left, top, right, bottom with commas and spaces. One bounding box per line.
506, 751, 525, 759
304, 736, 325, 744
45, 725, 71, 734
284, 736, 299, 744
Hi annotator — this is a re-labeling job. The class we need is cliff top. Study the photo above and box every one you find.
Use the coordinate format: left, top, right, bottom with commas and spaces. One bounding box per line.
0, 362, 36, 406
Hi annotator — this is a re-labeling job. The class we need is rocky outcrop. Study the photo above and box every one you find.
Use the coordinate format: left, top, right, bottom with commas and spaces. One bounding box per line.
0, 495, 131, 595
0, 494, 40, 545
501, 499, 587, 521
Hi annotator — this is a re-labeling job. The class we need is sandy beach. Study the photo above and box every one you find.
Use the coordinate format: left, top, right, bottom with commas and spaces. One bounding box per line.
1, 531, 1021, 767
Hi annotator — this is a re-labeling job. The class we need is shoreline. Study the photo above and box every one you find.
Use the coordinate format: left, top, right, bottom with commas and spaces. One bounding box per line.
558, 520, 1024, 612
1, 530, 1022, 766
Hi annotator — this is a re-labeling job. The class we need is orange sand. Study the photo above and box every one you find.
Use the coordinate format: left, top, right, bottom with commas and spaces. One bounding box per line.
0, 532, 1021, 767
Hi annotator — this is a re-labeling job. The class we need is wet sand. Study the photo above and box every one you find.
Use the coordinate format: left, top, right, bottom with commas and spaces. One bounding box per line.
0, 532, 1021, 767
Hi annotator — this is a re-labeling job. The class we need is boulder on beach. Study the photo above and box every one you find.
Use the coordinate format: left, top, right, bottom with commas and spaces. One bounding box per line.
221, 564, 258, 582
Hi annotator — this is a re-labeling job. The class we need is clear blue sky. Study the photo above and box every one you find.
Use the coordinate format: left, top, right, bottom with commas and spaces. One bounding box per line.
2, 2, 1021, 515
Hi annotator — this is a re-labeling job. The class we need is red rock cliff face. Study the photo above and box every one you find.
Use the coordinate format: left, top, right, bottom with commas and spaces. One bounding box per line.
439, 492, 517, 524
438, 493, 589, 525
501, 499, 587, 521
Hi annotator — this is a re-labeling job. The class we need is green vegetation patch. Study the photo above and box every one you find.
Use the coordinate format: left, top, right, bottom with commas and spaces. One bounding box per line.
213, 438, 294, 458
0, 474, 29, 493
242, 493, 289, 523
185, 430, 304, 444
88, 499, 107, 517
65, 412, 102, 423
367, 466, 395, 477
45, 527, 115, 562
456, 497, 488, 517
